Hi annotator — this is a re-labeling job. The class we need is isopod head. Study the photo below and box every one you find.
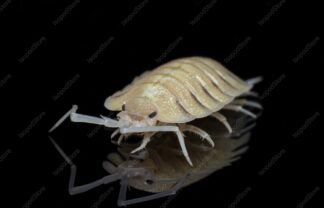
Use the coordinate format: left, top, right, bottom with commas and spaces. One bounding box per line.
106, 97, 159, 128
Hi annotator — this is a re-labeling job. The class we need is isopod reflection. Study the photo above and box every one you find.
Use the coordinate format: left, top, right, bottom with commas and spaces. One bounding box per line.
49, 107, 261, 206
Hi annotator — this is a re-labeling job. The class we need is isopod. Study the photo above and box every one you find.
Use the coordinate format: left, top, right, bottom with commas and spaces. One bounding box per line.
49, 56, 262, 166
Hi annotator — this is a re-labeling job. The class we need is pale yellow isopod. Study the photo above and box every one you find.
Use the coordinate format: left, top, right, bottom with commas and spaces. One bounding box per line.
49, 56, 262, 166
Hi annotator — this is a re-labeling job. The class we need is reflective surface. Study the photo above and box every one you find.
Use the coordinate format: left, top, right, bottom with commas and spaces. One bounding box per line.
104, 111, 256, 194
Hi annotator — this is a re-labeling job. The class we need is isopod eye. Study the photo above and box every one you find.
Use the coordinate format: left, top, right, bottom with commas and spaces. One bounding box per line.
145, 179, 154, 185
122, 104, 126, 111
148, 111, 157, 118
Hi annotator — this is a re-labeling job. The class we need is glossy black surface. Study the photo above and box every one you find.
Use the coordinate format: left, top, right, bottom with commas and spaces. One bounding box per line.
1, 0, 322, 207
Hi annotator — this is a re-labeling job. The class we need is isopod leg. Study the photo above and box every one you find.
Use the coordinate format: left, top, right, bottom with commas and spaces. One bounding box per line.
49, 136, 121, 195
240, 91, 259, 97
131, 133, 155, 153
230, 99, 263, 109
111, 134, 132, 145
223, 104, 257, 118
245, 76, 263, 86
210, 112, 233, 133
117, 134, 125, 145
120, 126, 193, 166
117, 172, 189, 206
110, 129, 125, 145
231, 122, 256, 137
179, 124, 215, 147
111, 129, 120, 139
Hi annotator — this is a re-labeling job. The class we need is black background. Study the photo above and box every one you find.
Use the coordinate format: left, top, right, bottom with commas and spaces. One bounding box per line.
0, 0, 322, 207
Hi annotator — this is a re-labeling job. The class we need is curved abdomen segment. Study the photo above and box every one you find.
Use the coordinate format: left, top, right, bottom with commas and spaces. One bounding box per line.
105, 57, 251, 123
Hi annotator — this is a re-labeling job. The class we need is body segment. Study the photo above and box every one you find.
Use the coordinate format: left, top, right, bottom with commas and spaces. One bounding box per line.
105, 57, 251, 123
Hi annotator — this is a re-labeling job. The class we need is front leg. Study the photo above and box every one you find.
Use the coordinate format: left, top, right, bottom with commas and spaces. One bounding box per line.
120, 125, 193, 166
131, 132, 156, 154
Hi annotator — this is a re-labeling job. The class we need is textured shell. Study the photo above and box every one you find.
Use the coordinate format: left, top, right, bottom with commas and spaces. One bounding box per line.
105, 57, 251, 123
103, 115, 251, 193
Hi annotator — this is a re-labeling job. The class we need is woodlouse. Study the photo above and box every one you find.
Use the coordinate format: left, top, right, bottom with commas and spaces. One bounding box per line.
49, 56, 262, 166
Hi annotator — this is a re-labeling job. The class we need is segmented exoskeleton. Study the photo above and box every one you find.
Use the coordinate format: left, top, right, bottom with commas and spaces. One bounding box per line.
49, 56, 262, 166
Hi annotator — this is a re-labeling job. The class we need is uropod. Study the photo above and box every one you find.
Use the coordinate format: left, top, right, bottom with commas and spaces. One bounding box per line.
49, 56, 262, 166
